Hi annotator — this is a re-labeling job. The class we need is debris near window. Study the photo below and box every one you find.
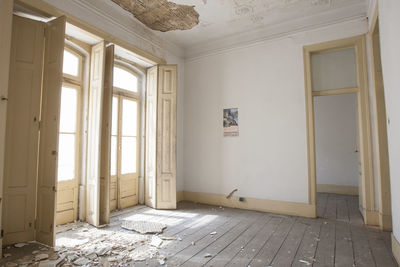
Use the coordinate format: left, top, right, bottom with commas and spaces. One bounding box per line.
226, 189, 238, 199
150, 235, 163, 248
299, 259, 312, 265
1, 221, 176, 267
121, 220, 166, 234
210, 231, 217, 235
111, 0, 199, 32
14, 243, 28, 248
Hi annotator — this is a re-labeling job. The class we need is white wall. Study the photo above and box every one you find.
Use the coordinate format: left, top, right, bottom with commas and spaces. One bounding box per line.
183, 19, 367, 204
378, 0, 400, 243
314, 94, 359, 187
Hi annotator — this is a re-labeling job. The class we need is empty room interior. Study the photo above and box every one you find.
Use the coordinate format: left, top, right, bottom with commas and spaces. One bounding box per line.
0, 0, 399, 266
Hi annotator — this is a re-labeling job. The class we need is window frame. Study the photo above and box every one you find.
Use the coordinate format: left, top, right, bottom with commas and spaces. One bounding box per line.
112, 62, 142, 99
57, 44, 83, 183
58, 82, 81, 182
63, 45, 83, 85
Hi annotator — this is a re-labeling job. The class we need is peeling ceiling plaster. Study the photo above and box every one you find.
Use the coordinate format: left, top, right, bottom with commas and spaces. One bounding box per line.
111, 0, 199, 32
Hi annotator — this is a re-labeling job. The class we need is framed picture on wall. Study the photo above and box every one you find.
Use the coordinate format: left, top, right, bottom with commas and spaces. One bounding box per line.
223, 108, 239, 136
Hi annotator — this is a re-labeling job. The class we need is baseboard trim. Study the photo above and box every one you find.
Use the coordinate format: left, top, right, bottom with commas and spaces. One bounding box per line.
317, 184, 359, 195
379, 213, 392, 231
176, 191, 184, 203
180, 191, 316, 218
366, 210, 379, 226
392, 234, 400, 265
359, 205, 379, 226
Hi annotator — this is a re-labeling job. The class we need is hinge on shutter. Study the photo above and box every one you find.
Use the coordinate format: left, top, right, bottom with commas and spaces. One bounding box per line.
1, 229, 3, 238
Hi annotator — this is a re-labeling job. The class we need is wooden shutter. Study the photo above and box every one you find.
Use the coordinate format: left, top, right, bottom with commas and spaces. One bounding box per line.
156, 65, 177, 209
3, 15, 45, 245
36, 16, 66, 246
99, 44, 114, 225
145, 65, 177, 209
86, 42, 106, 226
145, 66, 158, 208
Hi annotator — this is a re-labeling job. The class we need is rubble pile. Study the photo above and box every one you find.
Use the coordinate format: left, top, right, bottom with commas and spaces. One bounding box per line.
2, 221, 173, 267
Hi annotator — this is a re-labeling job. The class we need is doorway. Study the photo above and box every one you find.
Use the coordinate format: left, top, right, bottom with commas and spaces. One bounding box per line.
304, 36, 376, 225
314, 93, 360, 220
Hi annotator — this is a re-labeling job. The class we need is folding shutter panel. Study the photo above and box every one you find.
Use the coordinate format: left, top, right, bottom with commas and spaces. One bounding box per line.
145, 66, 158, 208
99, 44, 114, 225
36, 16, 66, 246
156, 65, 177, 209
0, 0, 14, 251
86, 42, 106, 226
3, 15, 44, 245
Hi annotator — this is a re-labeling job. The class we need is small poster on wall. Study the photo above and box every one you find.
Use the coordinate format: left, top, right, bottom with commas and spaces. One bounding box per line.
223, 108, 239, 136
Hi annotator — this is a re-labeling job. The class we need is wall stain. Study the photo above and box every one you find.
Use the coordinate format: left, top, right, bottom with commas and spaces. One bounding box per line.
111, 0, 200, 32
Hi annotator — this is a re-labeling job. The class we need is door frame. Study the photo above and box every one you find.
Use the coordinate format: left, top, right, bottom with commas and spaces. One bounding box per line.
303, 35, 376, 224
368, 7, 392, 231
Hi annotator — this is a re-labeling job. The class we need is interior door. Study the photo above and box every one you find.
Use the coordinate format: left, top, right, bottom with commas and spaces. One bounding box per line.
2, 15, 44, 245
118, 97, 140, 209
86, 41, 105, 226
36, 16, 66, 246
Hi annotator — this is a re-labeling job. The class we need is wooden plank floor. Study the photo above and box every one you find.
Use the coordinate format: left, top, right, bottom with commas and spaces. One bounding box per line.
1, 193, 398, 267
139, 193, 398, 267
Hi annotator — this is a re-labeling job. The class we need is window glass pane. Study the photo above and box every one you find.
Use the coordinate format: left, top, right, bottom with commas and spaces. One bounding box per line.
111, 136, 117, 176
121, 137, 136, 174
113, 66, 138, 92
63, 50, 79, 77
58, 134, 75, 181
122, 99, 137, 136
59, 86, 77, 133
311, 48, 357, 91
112, 97, 118, 136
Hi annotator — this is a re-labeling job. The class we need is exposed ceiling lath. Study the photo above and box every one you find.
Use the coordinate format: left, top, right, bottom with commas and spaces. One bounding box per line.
111, 0, 200, 32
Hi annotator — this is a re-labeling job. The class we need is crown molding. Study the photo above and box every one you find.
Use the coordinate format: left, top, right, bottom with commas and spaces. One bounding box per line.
43, 0, 185, 59
185, 2, 368, 60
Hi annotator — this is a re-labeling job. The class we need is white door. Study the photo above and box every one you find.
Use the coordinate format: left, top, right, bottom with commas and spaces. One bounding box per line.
2, 15, 44, 245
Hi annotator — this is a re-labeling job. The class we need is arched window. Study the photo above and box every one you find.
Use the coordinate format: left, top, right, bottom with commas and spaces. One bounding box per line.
113, 65, 138, 93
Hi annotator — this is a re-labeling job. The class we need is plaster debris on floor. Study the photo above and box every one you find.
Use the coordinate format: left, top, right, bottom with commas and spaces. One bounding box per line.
111, 0, 199, 32
121, 220, 166, 234
1, 220, 173, 266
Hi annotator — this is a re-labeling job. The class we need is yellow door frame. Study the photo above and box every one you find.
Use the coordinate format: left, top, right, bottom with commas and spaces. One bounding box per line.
368, 6, 392, 231
303, 35, 376, 225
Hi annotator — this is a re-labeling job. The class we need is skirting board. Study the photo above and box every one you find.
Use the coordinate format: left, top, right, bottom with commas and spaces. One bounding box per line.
178, 191, 316, 218
392, 234, 400, 265
317, 184, 359, 195
379, 213, 393, 231
176, 191, 185, 203
359, 204, 379, 226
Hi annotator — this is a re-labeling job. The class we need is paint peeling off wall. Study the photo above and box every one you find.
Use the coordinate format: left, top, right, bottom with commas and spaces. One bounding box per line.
111, 0, 199, 32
